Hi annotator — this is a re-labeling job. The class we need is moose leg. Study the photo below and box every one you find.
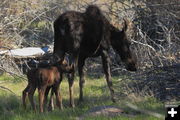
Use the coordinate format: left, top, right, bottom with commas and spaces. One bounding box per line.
67, 73, 75, 107
44, 86, 51, 111
28, 85, 36, 111
48, 88, 55, 111
78, 56, 86, 103
38, 87, 46, 113
101, 50, 115, 102
22, 84, 30, 109
54, 84, 63, 110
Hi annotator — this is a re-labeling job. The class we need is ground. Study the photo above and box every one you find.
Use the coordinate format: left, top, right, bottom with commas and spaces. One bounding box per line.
0, 72, 167, 120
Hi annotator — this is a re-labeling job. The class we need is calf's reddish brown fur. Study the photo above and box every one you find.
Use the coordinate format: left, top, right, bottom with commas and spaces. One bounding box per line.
22, 59, 73, 112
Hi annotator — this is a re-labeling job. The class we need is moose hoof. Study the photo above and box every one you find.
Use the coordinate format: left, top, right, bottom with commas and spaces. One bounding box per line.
48, 106, 54, 112
60, 105, 64, 110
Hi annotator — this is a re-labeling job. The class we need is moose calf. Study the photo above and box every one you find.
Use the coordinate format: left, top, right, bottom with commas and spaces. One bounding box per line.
22, 59, 73, 113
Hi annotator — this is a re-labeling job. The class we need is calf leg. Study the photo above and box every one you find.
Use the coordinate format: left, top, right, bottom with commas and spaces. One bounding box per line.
22, 84, 30, 109
48, 89, 55, 111
78, 56, 86, 103
28, 85, 36, 111
44, 86, 51, 111
38, 87, 46, 113
101, 50, 115, 102
68, 73, 75, 107
54, 83, 63, 110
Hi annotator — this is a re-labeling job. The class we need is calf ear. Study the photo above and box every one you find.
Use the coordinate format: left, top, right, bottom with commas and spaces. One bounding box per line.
52, 54, 61, 63
62, 59, 68, 65
122, 18, 129, 32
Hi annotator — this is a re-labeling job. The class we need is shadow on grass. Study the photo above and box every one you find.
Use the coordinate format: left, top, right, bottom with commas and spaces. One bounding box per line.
0, 91, 116, 120
0, 88, 166, 120
0, 94, 22, 120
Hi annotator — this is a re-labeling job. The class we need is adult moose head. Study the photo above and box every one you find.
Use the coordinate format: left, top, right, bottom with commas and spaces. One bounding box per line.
53, 5, 137, 105
53, 11, 84, 70
110, 20, 137, 71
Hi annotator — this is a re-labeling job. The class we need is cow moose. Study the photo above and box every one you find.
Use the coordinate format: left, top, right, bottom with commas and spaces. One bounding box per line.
53, 5, 137, 106
22, 59, 73, 112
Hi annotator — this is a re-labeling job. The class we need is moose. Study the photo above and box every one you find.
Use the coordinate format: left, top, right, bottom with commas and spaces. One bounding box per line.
53, 5, 137, 106
22, 59, 73, 112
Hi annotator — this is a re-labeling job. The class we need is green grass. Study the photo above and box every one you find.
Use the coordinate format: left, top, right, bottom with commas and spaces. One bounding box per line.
0, 74, 165, 120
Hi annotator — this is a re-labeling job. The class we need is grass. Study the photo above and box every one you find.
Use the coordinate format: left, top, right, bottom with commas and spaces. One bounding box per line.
0, 74, 165, 120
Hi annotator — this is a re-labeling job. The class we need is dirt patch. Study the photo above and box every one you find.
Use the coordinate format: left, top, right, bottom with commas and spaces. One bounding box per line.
77, 105, 130, 120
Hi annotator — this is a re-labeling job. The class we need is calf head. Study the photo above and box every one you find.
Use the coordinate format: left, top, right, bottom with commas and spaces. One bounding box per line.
52, 51, 79, 72
56, 57, 75, 73
111, 20, 137, 71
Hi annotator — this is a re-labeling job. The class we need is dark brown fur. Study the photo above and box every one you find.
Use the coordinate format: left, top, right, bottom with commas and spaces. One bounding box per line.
53, 5, 137, 104
22, 59, 73, 112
